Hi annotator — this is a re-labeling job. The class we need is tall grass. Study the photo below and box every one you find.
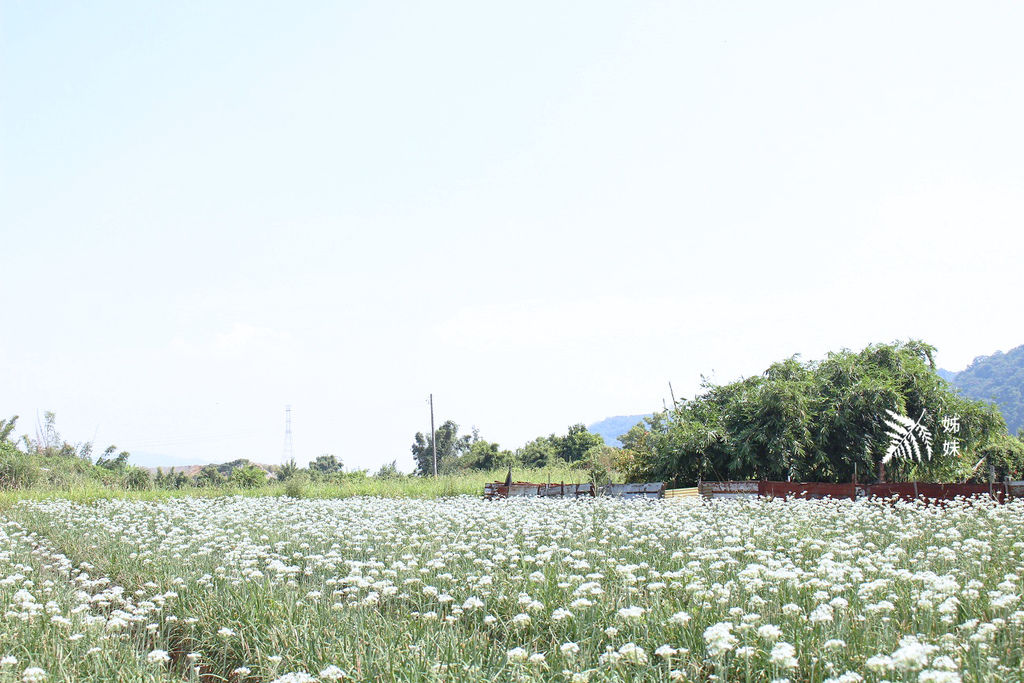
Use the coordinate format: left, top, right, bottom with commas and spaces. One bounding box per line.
0, 465, 607, 509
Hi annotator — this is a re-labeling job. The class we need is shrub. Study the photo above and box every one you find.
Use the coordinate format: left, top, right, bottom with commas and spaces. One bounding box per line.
125, 468, 152, 491
0, 454, 40, 489
230, 464, 267, 489
284, 474, 309, 499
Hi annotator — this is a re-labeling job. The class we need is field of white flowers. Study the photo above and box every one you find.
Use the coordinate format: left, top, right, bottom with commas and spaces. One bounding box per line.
2, 495, 1023, 682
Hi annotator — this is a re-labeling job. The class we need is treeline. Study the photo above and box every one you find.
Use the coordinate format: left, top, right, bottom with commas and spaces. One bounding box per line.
0, 413, 372, 492
619, 341, 1024, 486
411, 422, 616, 480
8, 339, 1021, 494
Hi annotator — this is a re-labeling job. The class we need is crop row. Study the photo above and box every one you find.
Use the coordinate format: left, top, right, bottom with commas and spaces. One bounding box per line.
4, 495, 1024, 682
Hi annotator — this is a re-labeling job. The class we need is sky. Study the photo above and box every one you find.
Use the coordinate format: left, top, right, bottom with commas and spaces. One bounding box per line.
2, 1, 1022, 471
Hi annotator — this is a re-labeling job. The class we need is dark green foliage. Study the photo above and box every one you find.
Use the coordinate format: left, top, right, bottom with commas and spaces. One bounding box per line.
229, 464, 267, 488
578, 444, 619, 485
125, 468, 152, 490
2, 416, 128, 489
411, 420, 471, 475
515, 425, 605, 468
558, 424, 605, 464
277, 458, 299, 481
216, 459, 254, 476
410, 422, 521, 475
945, 344, 1024, 436
155, 468, 189, 489
977, 433, 1024, 481
96, 446, 130, 471
516, 435, 558, 468
0, 453, 40, 489
620, 341, 1013, 485
284, 473, 310, 498
374, 460, 402, 479
309, 454, 343, 475
196, 465, 225, 487
459, 439, 515, 471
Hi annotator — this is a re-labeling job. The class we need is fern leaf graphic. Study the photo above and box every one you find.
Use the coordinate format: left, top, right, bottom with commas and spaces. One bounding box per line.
882, 408, 932, 464
915, 422, 933, 460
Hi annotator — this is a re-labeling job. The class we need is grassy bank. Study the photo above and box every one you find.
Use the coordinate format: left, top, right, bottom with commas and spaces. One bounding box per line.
0, 463, 608, 509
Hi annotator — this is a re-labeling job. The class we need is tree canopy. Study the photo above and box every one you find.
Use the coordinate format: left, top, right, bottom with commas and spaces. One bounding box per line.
411, 420, 472, 475
618, 341, 1019, 485
410, 421, 603, 475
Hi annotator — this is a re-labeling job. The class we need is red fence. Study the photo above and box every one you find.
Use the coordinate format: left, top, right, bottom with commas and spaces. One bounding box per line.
699, 481, 1022, 503
758, 482, 866, 500
868, 482, 1008, 503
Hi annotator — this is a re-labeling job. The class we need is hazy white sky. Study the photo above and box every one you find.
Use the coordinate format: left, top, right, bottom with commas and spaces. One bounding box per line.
2, 1, 1022, 470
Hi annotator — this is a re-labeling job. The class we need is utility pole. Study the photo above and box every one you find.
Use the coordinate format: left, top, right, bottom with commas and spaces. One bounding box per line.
430, 394, 437, 477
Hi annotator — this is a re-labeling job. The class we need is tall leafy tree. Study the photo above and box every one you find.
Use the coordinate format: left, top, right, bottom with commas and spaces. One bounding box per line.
515, 426, 605, 467
411, 420, 471, 475
309, 454, 343, 474
553, 424, 605, 464
516, 435, 558, 468
460, 439, 515, 470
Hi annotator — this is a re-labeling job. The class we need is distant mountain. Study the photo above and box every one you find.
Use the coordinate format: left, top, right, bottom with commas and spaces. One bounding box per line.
140, 460, 276, 478
128, 450, 213, 469
141, 464, 207, 477
942, 344, 1024, 436
588, 414, 652, 447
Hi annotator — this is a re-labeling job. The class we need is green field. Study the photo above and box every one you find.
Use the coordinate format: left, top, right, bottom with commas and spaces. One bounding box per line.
0, 464, 599, 510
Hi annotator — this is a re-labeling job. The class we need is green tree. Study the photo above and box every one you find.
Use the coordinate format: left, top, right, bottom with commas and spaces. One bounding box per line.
975, 433, 1024, 481
375, 460, 402, 479
516, 436, 558, 468
579, 444, 619, 485
309, 454, 343, 475
516, 426, 605, 468
277, 458, 299, 481
196, 465, 225, 487
216, 459, 257, 478
230, 464, 267, 488
552, 424, 605, 464
96, 446, 131, 471
411, 420, 471, 475
459, 439, 515, 471
125, 468, 152, 490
